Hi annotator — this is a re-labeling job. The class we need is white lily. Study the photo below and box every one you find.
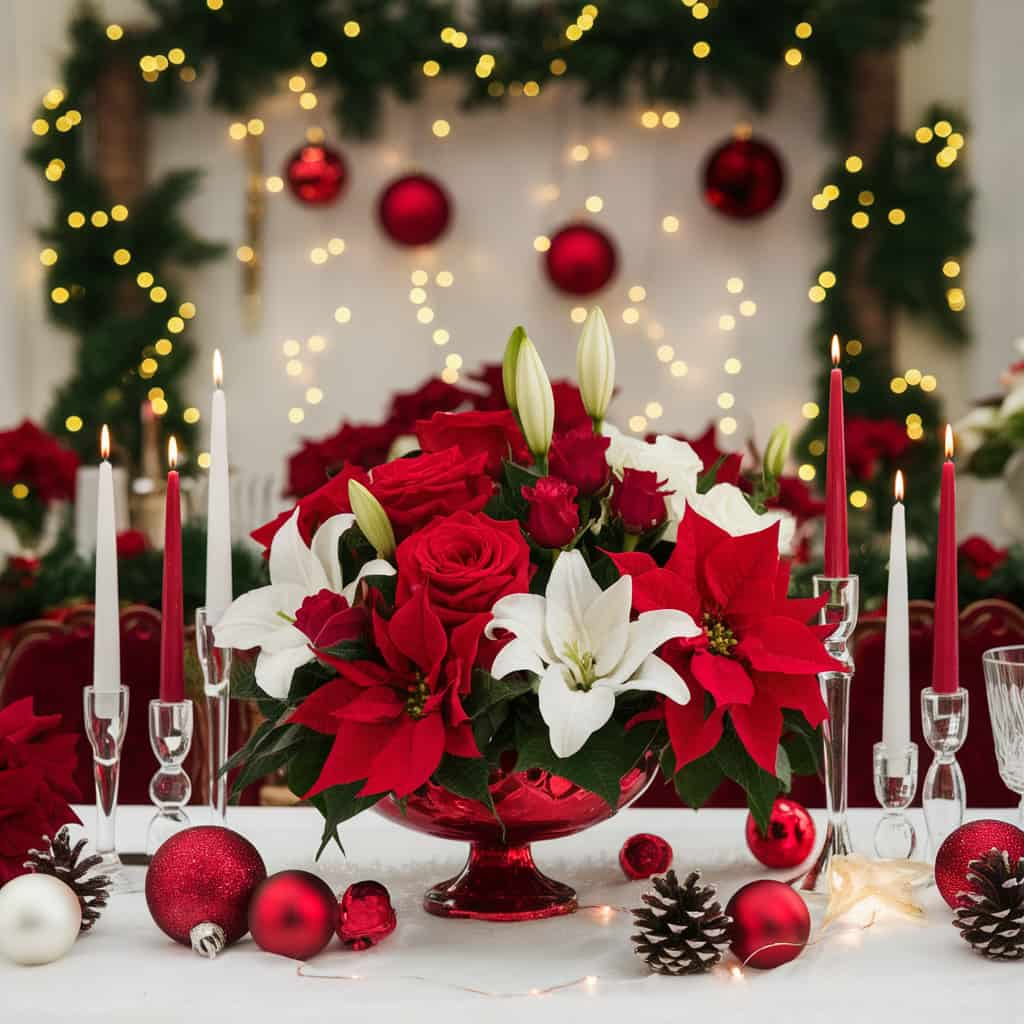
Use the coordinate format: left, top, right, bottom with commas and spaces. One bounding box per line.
515, 335, 555, 459
485, 550, 699, 758
687, 482, 796, 554
576, 307, 615, 423
214, 509, 394, 698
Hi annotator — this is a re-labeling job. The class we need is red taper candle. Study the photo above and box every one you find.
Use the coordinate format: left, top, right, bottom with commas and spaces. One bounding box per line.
931, 425, 959, 693
823, 334, 849, 577
159, 437, 185, 702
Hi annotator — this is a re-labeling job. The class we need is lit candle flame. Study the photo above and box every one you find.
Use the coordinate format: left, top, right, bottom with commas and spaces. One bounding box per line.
894, 469, 904, 502
213, 348, 223, 388
168, 436, 178, 470
100, 424, 110, 460
831, 333, 840, 366
945, 423, 954, 460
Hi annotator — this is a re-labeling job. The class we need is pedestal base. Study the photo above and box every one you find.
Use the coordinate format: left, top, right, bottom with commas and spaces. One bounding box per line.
791, 819, 854, 895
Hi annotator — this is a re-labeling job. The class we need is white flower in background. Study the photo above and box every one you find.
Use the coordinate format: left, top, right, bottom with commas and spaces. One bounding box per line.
576, 307, 615, 423
603, 426, 703, 540
214, 509, 394, 698
1001, 383, 1024, 419
955, 406, 1000, 460
687, 482, 795, 554
485, 550, 698, 758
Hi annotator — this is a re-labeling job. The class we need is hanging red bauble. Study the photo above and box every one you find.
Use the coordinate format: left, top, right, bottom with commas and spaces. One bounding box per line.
377, 173, 451, 246
619, 833, 674, 880
544, 223, 617, 295
725, 879, 810, 970
248, 870, 338, 961
337, 880, 397, 950
145, 826, 267, 958
285, 143, 348, 205
702, 136, 785, 219
935, 819, 1024, 909
745, 798, 816, 870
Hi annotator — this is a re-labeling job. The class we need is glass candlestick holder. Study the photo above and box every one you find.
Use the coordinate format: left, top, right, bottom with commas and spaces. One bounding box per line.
196, 607, 232, 824
921, 686, 969, 859
147, 699, 194, 856
793, 574, 858, 895
872, 741, 919, 859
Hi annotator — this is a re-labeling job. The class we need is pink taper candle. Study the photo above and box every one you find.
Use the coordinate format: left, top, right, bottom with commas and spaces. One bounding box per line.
931, 425, 959, 693
159, 437, 185, 703
824, 335, 849, 577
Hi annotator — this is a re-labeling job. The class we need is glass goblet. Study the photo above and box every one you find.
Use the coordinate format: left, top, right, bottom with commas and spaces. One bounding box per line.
982, 645, 1024, 826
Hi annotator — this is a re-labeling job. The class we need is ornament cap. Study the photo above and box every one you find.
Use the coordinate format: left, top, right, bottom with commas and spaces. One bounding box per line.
190, 921, 227, 959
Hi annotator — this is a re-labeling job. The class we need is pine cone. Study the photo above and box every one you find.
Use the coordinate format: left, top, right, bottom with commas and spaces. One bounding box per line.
953, 848, 1024, 961
631, 869, 733, 975
25, 827, 111, 932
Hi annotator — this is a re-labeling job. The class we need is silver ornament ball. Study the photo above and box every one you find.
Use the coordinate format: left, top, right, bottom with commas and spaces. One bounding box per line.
0, 873, 82, 965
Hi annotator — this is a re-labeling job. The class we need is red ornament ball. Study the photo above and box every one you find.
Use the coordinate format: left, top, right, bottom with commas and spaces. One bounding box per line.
745, 798, 816, 869
249, 870, 338, 961
935, 819, 1024, 909
702, 136, 785, 219
544, 223, 617, 295
619, 833, 674, 880
378, 174, 451, 246
285, 143, 348, 205
145, 826, 266, 957
725, 879, 810, 970
337, 880, 397, 950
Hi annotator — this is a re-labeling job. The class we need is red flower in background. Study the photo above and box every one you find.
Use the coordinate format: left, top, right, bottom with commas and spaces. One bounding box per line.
387, 377, 474, 432
608, 510, 842, 774
290, 588, 481, 799
845, 417, 910, 482
766, 476, 826, 525
551, 381, 591, 434
0, 698, 81, 884
416, 409, 528, 478
959, 535, 1009, 580
115, 530, 148, 559
549, 427, 610, 495
0, 420, 78, 503
287, 423, 397, 497
522, 477, 579, 548
653, 424, 742, 485
611, 469, 673, 533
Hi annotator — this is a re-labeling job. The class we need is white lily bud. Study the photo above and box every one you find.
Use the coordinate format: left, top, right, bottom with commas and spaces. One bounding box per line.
515, 335, 555, 459
348, 479, 396, 560
764, 423, 791, 481
502, 326, 526, 413
576, 307, 615, 424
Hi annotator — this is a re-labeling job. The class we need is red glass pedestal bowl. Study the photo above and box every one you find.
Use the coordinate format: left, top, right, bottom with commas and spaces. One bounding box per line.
374, 758, 657, 921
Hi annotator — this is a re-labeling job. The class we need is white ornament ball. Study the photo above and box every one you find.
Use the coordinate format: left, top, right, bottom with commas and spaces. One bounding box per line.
0, 873, 82, 965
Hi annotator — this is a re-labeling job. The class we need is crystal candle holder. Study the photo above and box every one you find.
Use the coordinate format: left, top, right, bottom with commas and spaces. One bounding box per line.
921, 686, 968, 859
147, 699, 194, 856
793, 574, 858, 895
872, 741, 919, 859
196, 607, 232, 824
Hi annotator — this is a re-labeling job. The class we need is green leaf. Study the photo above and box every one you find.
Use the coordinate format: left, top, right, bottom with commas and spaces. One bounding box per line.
668, 750, 725, 810
433, 754, 496, 813
781, 728, 822, 778
697, 455, 729, 494
775, 743, 793, 793
227, 723, 305, 802
465, 669, 536, 718
712, 721, 782, 834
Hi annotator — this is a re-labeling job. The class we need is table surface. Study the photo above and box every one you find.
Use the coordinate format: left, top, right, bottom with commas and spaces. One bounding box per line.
2, 805, 1015, 1023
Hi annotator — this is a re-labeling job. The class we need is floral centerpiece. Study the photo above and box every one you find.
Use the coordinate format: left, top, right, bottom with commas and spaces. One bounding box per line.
216, 310, 841, 920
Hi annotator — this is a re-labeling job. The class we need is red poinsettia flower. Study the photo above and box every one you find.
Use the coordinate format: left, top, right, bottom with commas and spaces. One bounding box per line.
959, 535, 1009, 580
766, 475, 826, 525
608, 510, 843, 774
289, 587, 483, 799
845, 417, 910, 482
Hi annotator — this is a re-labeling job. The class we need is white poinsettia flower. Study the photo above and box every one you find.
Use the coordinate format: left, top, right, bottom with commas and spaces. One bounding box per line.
955, 406, 1000, 460
687, 482, 795, 555
485, 550, 698, 758
602, 426, 703, 540
214, 509, 393, 698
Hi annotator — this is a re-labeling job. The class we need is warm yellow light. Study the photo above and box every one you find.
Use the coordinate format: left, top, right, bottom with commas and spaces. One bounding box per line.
888, 208, 906, 225
662, 215, 680, 233
65, 415, 83, 433
670, 360, 688, 377
850, 490, 868, 509
719, 314, 736, 331
809, 439, 825, 456
334, 306, 351, 324
441, 367, 459, 384
570, 144, 590, 162
167, 316, 185, 334
846, 339, 863, 356
724, 357, 742, 374
288, 75, 306, 93
533, 235, 551, 253
784, 48, 803, 67
11, 483, 29, 500
445, 353, 463, 371
844, 376, 861, 393
150, 397, 169, 416
299, 92, 317, 110
725, 276, 744, 294
948, 132, 965, 150
67, 211, 85, 229
845, 155, 863, 173
31, 119, 49, 136
409, 287, 427, 305
942, 259, 960, 278
851, 211, 870, 229
422, 60, 441, 78
802, 402, 820, 419
628, 285, 647, 302
717, 392, 735, 409
921, 374, 937, 392
168, 48, 186, 65
657, 345, 675, 363
310, 51, 328, 68
106, 24, 124, 40
150, 286, 167, 303
934, 120, 952, 138
310, 247, 328, 265
936, 147, 956, 168
823, 184, 840, 201
692, 2, 709, 18
739, 300, 757, 318
286, 359, 303, 377
640, 110, 659, 129
890, 377, 908, 394
719, 417, 737, 435
40, 248, 58, 266
857, 190, 874, 207
288, 407, 304, 424
662, 111, 680, 128
831, 334, 841, 366
91, 211, 109, 228
306, 387, 323, 405
136, 271, 154, 288
947, 287, 966, 311
523, 81, 540, 97
344, 20, 361, 38
436, 270, 454, 287
622, 307, 640, 325
808, 285, 827, 303
905, 368, 922, 386
112, 248, 131, 266
155, 339, 173, 356
111, 204, 129, 222
207, 0, 223, 9
798, 463, 816, 482
45, 160, 64, 182
433, 329, 450, 345
692, 41, 711, 58
50, 286, 70, 304
326, 237, 345, 256
585, 195, 604, 213
140, 357, 159, 376
795, 21, 813, 39
247, 118, 264, 136
282, 339, 300, 357
307, 335, 326, 352
915, 126, 933, 143
183, 407, 200, 424
811, 194, 828, 211
417, 307, 435, 324
818, 270, 837, 288
627, 415, 648, 433
566, 24, 583, 42
432, 119, 451, 138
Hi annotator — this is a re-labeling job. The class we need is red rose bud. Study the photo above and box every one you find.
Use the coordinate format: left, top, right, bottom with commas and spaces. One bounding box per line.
549, 427, 611, 495
293, 589, 366, 648
522, 476, 580, 549
611, 468, 673, 534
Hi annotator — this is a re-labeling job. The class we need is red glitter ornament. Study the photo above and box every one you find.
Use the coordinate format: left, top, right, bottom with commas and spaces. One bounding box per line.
285, 143, 348, 205
935, 819, 1024, 909
702, 136, 785, 219
544, 223, 617, 296
249, 870, 337, 961
337, 880, 397, 950
725, 879, 810, 970
145, 826, 266, 958
745, 798, 816, 869
619, 833, 674, 880
378, 174, 451, 247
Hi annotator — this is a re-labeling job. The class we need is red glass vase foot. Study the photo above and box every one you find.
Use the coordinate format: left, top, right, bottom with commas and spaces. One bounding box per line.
424, 842, 576, 921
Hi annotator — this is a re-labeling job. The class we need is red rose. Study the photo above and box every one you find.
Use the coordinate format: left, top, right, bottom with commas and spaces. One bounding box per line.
611, 468, 673, 533
387, 377, 474, 431
551, 381, 591, 434
287, 423, 398, 497
115, 529, 148, 559
959, 535, 1009, 580
550, 427, 610, 495
522, 477, 579, 549
416, 409, 529, 477
395, 510, 531, 628
0, 420, 78, 502
293, 590, 367, 647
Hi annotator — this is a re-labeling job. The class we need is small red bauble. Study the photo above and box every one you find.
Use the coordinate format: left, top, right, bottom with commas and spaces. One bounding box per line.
285, 143, 348, 205
745, 798, 816, 869
337, 880, 397, 950
702, 136, 785, 219
935, 819, 1024, 909
619, 833, 674, 880
544, 223, 617, 295
249, 870, 337, 961
725, 879, 810, 970
145, 826, 267, 957
378, 174, 451, 247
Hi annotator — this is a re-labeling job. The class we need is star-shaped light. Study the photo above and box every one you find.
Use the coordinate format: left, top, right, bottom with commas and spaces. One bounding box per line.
824, 855, 931, 927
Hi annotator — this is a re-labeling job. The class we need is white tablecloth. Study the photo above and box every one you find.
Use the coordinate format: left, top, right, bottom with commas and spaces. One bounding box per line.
2, 805, 1014, 1023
